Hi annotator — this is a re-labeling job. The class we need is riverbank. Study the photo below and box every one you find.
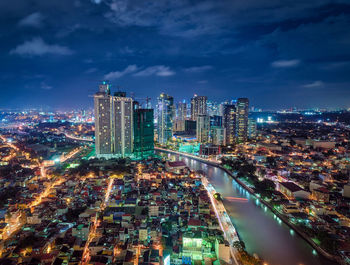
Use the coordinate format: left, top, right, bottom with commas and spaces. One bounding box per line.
202, 175, 240, 265
218, 167, 340, 264
156, 148, 341, 264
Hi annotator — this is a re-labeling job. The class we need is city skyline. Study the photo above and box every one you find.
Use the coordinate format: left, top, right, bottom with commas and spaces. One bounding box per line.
1, 1, 350, 262
1, 1, 350, 109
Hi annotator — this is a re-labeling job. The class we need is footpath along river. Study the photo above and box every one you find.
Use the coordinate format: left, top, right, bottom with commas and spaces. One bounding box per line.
159, 151, 335, 265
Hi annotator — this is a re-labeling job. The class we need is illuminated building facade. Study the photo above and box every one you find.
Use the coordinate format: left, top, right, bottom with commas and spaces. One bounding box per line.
223, 104, 236, 146
157, 93, 174, 144
248, 118, 257, 139
94, 83, 113, 155
191, 95, 207, 121
209, 115, 224, 146
210, 127, 225, 146
173, 101, 187, 132
236, 98, 249, 143
113, 92, 133, 157
210, 115, 222, 127
133, 108, 154, 158
182, 235, 203, 261
94, 83, 134, 157
177, 101, 187, 121
207, 100, 219, 116
196, 114, 210, 143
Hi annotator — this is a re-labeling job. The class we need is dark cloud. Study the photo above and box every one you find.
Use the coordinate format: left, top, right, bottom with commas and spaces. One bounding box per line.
0, 0, 349, 109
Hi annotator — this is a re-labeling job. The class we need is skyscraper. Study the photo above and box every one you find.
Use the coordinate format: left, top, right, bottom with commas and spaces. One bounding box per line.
134, 108, 154, 158
248, 118, 257, 140
196, 114, 210, 143
94, 82, 134, 158
211, 127, 226, 146
173, 101, 187, 132
191, 95, 207, 121
98, 82, 110, 94
210, 115, 222, 127
94, 83, 112, 155
157, 93, 174, 144
236, 98, 249, 143
112, 93, 133, 157
207, 100, 219, 116
223, 104, 236, 146
177, 101, 187, 121
209, 115, 224, 146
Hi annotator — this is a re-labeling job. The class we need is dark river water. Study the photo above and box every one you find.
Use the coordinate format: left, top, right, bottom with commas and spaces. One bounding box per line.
160, 152, 336, 265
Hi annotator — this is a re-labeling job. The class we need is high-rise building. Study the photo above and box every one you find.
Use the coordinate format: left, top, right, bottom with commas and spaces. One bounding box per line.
218, 103, 225, 117
223, 105, 236, 146
207, 100, 220, 116
99, 82, 110, 94
173, 120, 185, 132
133, 108, 154, 158
177, 101, 187, 121
157, 93, 174, 144
94, 82, 134, 157
173, 101, 187, 132
196, 114, 210, 143
112, 93, 133, 157
248, 118, 257, 140
209, 115, 224, 146
191, 95, 207, 121
210, 115, 222, 127
184, 120, 196, 135
211, 127, 226, 146
236, 98, 249, 143
94, 83, 113, 155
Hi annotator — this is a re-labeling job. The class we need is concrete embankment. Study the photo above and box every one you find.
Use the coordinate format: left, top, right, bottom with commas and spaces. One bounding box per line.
218, 167, 339, 264
156, 148, 341, 264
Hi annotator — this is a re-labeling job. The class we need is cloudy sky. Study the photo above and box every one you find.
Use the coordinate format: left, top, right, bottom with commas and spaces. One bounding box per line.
0, 0, 350, 109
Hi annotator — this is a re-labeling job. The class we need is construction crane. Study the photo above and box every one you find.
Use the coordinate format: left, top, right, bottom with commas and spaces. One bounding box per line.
133, 96, 152, 109
88, 88, 151, 109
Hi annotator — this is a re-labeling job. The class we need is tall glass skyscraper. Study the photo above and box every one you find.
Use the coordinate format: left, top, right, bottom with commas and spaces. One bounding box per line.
236, 98, 249, 143
248, 118, 257, 140
223, 104, 236, 146
133, 108, 154, 158
157, 93, 174, 144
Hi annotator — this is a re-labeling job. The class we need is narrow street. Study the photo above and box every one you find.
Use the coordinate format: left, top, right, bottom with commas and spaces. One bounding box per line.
82, 177, 114, 265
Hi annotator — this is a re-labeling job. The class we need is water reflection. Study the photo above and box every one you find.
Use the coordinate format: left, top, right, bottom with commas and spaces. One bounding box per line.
160, 152, 333, 265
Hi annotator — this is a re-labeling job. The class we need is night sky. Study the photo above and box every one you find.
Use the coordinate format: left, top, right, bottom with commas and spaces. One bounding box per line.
1, 0, 350, 110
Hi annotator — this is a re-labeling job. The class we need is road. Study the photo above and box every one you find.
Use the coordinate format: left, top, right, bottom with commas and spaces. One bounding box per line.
202, 176, 240, 265
155, 147, 220, 164
63, 132, 93, 142
82, 177, 114, 265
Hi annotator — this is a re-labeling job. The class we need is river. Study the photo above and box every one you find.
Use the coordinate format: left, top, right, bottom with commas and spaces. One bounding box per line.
159, 151, 335, 265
